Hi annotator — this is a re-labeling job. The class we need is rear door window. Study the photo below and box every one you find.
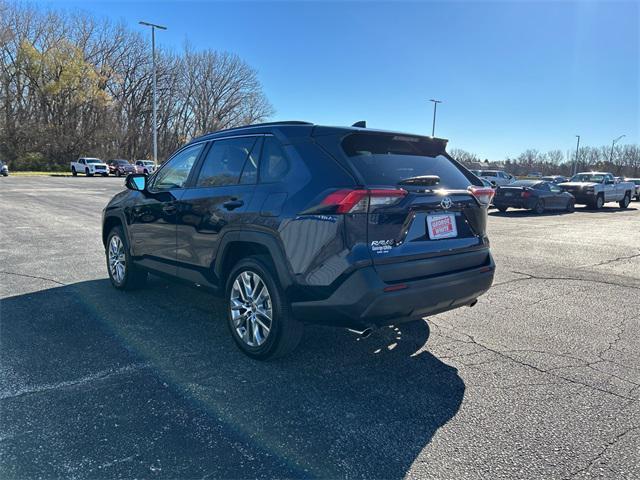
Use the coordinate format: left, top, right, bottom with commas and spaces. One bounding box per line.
341, 133, 472, 189
259, 136, 289, 183
196, 137, 258, 187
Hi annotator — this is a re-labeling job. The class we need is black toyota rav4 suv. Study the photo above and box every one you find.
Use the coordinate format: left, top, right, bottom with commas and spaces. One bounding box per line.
102, 121, 495, 359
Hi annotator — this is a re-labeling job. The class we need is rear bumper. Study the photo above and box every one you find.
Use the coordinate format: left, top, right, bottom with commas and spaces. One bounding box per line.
493, 198, 536, 209
291, 252, 495, 329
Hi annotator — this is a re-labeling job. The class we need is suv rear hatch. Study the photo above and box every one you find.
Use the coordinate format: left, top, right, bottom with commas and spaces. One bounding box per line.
315, 131, 493, 283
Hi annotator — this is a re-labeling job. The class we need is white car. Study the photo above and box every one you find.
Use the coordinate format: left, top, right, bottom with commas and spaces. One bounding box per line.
135, 160, 157, 174
478, 170, 516, 186
71, 157, 109, 176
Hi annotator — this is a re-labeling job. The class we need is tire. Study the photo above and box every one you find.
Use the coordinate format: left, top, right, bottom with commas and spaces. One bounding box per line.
143, 169, 148, 174
85, 168, 93, 177
102, 173, 108, 177
618, 192, 631, 209
533, 200, 545, 214
116, 170, 122, 177
566, 200, 575, 213
497, 207, 508, 213
72, 167, 77, 176
106, 226, 147, 290
225, 256, 303, 360
594, 194, 604, 210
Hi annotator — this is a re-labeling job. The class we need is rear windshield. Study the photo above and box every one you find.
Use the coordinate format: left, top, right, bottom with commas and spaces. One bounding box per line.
571, 173, 604, 182
510, 180, 540, 187
341, 133, 473, 189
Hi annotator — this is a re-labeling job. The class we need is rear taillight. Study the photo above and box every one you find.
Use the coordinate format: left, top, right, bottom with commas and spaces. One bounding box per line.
468, 186, 495, 206
521, 190, 532, 198
320, 188, 407, 213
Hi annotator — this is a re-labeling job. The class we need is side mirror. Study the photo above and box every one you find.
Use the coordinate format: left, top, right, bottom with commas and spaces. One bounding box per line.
126, 173, 147, 191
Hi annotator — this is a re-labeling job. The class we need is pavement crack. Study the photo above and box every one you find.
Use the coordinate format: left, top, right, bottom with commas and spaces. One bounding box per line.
510, 271, 640, 291
430, 323, 637, 401
0, 270, 67, 287
564, 425, 640, 479
0, 363, 149, 400
580, 251, 640, 269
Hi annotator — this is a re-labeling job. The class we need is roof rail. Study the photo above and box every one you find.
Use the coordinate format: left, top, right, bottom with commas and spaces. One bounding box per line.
206, 121, 313, 136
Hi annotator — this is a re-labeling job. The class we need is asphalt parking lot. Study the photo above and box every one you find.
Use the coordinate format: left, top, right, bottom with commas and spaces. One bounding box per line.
1, 176, 639, 479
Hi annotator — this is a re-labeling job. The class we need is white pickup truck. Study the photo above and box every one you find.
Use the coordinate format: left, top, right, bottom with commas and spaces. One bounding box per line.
558, 172, 634, 209
71, 157, 109, 177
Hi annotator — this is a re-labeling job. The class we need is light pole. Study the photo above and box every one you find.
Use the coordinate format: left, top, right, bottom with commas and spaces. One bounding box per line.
429, 99, 442, 137
573, 135, 580, 176
139, 21, 167, 166
609, 134, 625, 163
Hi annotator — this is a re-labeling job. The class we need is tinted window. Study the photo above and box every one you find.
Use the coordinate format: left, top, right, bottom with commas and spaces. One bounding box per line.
259, 136, 289, 183
341, 133, 472, 189
510, 180, 538, 187
196, 137, 257, 187
534, 182, 550, 191
239, 137, 261, 184
150, 143, 203, 191
480, 171, 498, 177
571, 173, 605, 183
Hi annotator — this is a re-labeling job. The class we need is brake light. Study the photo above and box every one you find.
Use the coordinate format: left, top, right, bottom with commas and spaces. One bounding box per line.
521, 190, 532, 198
320, 188, 407, 213
468, 186, 494, 206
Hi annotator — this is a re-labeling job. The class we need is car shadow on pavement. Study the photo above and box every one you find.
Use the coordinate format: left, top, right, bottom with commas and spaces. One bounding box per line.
1, 276, 464, 479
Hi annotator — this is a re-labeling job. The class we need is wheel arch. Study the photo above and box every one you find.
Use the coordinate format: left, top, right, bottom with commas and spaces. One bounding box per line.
102, 213, 128, 248
215, 230, 294, 290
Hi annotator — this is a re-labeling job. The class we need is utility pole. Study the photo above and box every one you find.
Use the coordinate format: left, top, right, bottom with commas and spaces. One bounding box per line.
609, 134, 625, 163
429, 99, 442, 137
139, 21, 167, 166
573, 135, 580, 176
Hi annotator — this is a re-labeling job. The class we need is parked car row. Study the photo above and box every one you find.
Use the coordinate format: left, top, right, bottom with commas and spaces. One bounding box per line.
489, 172, 636, 213
70, 157, 156, 176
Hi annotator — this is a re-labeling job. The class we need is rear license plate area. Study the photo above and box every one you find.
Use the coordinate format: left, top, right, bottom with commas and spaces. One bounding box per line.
426, 213, 458, 240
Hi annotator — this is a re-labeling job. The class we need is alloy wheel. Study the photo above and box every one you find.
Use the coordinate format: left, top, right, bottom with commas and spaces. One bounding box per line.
108, 235, 126, 284
230, 271, 273, 347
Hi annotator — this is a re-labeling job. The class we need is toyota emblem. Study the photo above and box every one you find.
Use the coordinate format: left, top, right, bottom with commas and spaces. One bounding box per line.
440, 197, 453, 209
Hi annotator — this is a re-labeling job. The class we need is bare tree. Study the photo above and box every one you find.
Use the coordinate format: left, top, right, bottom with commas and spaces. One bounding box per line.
0, 1, 273, 170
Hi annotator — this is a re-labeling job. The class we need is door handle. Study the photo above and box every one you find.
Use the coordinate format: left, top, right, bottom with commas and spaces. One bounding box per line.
223, 199, 244, 210
163, 204, 177, 214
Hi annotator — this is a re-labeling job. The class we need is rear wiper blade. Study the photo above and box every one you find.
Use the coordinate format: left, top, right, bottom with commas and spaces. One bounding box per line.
397, 175, 440, 186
